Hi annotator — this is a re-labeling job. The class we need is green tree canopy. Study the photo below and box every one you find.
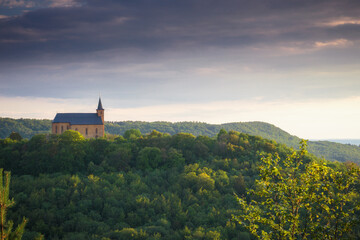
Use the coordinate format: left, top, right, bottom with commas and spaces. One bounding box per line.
123, 129, 142, 140
233, 140, 360, 240
8, 132, 22, 142
137, 147, 162, 170
0, 169, 43, 240
59, 130, 85, 142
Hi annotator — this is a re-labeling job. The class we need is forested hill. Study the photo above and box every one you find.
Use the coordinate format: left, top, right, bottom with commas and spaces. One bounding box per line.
106, 121, 360, 164
1, 117, 360, 163
0, 118, 296, 141
106, 121, 299, 145
1, 130, 359, 239
0, 118, 51, 139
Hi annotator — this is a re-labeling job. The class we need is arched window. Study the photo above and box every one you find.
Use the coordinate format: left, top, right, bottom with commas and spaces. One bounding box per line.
61, 126, 63, 133
96, 128, 98, 134
55, 125, 58, 134
86, 128, 88, 135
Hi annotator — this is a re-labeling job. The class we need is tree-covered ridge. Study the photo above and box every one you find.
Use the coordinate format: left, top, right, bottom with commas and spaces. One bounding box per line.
0, 130, 300, 239
105, 121, 296, 144
0, 118, 51, 139
106, 121, 360, 163
1, 118, 360, 163
1, 130, 359, 239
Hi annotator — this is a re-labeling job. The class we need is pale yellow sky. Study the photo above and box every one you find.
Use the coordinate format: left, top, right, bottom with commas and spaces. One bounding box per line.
1, 96, 359, 139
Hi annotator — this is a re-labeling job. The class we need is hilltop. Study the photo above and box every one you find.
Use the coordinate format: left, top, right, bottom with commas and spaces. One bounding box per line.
1, 117, 360, 164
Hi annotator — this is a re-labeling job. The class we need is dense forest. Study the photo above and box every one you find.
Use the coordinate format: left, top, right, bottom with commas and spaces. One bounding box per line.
0, 129, 359, 239
1, 117, 360, 164
0, 118, 51, 139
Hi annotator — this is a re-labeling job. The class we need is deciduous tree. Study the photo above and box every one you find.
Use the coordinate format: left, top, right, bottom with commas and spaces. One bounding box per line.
233, 140, 360, 240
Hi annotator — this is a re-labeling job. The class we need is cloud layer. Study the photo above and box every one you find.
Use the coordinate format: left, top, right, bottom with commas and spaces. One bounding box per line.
1, 0, 360, 61
1, 0, 360, 138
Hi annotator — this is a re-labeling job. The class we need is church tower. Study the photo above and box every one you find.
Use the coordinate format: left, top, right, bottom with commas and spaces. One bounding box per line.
96, 97, 104, 124
53, 97, 105, 138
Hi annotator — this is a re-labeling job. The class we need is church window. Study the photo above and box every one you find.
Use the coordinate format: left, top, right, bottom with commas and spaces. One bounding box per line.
61, 126, 63, 133
67, 126, 69, 130
55, 126, 57, 134
86, 128, 88, 135
96, 128, 98, 134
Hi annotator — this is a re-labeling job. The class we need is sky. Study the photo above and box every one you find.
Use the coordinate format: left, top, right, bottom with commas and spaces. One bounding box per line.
0, 0, 360, 139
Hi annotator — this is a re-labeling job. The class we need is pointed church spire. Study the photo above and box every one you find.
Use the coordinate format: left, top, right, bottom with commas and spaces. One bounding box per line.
97, 97, 104, 110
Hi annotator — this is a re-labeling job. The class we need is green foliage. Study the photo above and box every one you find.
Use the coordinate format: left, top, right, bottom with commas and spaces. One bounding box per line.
0, 118, 50, 139
0, 129, 359, 239
233, 140, 360, 239
233, 174, 246, 196
123, 129, 142, 140
0, 169, 29, 240
3, 117, 360, 164
137, 147, 162, 170
0, 129, 274, 238
59, 130, 85, 142
8, 132, 22, 142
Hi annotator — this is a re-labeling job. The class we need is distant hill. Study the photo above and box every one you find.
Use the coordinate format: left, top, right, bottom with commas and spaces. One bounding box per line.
106, 121, 299, 145
1, 117, 360, 164
106, 121, 360, 163
0, 117, 51, 139
323, 139, 360, 145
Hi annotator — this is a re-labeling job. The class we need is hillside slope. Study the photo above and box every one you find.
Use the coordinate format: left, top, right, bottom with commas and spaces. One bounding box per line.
106, 121, 360, 163
0, 117, 51, 139
1, 130, 359, 239
1, 117, 360, 163
0, 130, 315, 239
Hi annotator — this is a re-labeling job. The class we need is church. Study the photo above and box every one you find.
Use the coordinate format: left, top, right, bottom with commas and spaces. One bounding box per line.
52, 98, 105, 138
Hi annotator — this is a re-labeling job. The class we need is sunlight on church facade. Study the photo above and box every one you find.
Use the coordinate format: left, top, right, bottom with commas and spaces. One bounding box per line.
52, 98, 105, 138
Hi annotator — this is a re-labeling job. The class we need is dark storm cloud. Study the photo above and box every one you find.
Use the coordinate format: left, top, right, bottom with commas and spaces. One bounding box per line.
327, 24, 360, 40
1, 0, 360, 64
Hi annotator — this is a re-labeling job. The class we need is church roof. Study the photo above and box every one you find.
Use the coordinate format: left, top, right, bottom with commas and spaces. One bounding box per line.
53, 113, 103, 125
97, 97, 104, 110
